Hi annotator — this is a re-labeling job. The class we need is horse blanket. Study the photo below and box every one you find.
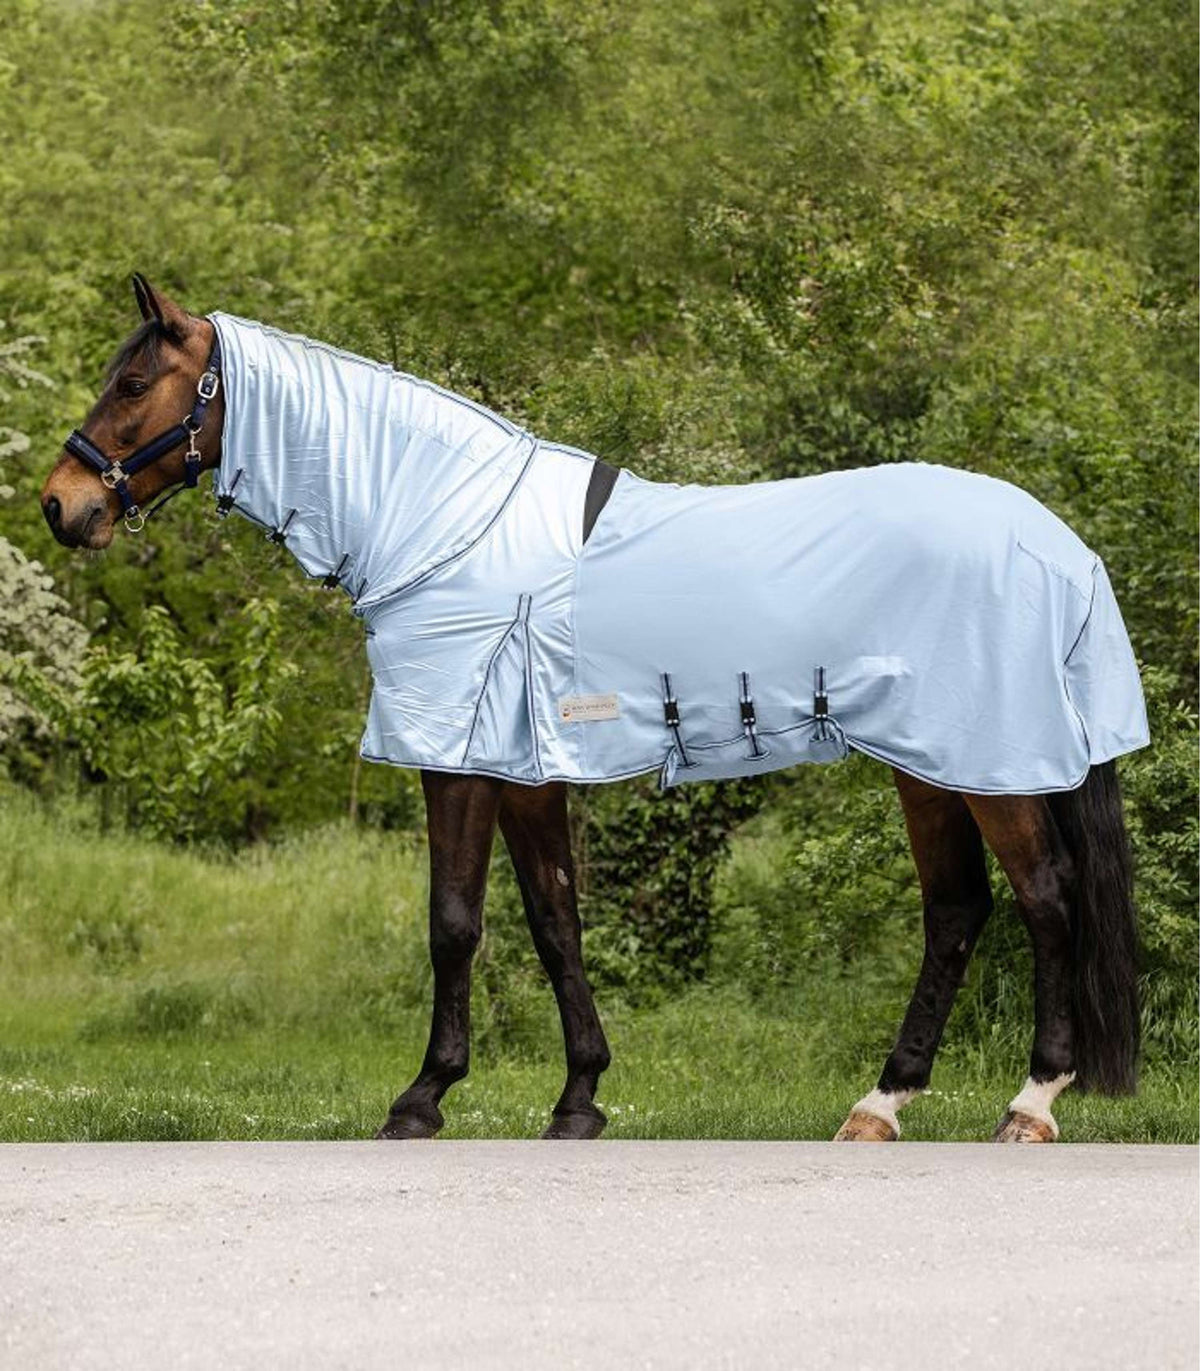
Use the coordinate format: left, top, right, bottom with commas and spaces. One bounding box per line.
209, 312, 1149, 794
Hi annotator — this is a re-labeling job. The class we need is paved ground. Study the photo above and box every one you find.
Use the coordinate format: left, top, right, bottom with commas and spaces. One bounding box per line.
0, 1142, 1195, 1370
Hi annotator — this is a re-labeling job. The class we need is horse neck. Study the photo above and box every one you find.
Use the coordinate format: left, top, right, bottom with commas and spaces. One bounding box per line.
212, 313, 535, 603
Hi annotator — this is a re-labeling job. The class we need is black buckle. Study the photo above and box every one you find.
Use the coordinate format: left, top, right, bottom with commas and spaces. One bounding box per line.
215, 468, 242, 517
738, 671, 766, 758
660, 672, 694, 769
813, 666, 829, 719
268, 509, 296, 545
813, 666, 830, 741
322, 554, 350, 590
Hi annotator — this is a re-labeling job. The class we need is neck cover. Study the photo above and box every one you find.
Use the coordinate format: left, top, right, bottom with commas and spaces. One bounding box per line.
210, 312, 1149, 793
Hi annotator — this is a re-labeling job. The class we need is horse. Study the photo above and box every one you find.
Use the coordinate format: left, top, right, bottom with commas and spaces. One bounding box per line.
40, 274, 1146, 1144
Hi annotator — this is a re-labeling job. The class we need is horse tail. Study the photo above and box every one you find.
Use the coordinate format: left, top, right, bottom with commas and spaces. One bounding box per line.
1047, 760, 1140, 1095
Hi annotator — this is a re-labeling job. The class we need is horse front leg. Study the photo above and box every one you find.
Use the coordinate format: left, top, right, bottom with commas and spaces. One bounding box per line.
499, 781, 611, 1139
377, 771, 504, 1140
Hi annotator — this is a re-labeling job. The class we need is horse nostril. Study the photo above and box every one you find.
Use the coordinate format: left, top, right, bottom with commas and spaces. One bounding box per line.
43, 495, 62, 531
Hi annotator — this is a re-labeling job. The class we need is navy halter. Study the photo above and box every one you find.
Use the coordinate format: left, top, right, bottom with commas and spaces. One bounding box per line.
62, 331, 222, 533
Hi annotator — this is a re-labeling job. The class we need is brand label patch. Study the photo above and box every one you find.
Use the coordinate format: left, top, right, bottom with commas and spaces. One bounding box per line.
559, 693, 620, 723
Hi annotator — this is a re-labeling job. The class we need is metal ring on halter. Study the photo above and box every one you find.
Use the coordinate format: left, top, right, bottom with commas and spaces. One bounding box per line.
124, 506, 146, 533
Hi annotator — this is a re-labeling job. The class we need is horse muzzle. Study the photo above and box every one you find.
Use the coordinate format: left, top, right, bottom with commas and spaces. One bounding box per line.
41, 481, 113, 549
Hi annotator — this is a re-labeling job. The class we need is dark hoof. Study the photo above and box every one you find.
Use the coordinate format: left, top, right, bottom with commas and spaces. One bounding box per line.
541, 1105, 607, 1140
376, 1101, 444, 1140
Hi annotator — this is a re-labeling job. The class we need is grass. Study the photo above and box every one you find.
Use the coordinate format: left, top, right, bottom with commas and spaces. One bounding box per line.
1, 789, 1196, 1144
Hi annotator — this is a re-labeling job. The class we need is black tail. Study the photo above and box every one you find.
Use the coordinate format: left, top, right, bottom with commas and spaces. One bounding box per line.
1048, 761, 1140, 1094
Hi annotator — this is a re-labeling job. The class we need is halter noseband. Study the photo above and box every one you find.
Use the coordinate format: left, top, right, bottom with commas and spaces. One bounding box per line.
63, 331, 223, 533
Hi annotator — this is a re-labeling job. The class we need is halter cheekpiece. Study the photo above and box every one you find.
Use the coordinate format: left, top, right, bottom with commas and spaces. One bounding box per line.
63, 332, 222, 532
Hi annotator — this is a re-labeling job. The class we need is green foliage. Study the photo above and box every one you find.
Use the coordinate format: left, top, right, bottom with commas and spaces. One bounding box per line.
0, 536, 87, 772
573, 778, 767, 990
1121, 666, 1200, 1064
712, 759, 918, 998
0, 324, 87, 776
0, 0, 1192, 1072
36, 601, 298, 842
0, 793, 1194, 1142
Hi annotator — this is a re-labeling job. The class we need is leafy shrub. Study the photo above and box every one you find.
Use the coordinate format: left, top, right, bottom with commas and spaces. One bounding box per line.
38, 600, 297, 843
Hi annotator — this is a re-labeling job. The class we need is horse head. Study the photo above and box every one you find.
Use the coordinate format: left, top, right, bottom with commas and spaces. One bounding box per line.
41, 274, 223, 548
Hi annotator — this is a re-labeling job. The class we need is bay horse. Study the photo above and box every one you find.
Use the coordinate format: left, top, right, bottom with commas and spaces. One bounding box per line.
40, 276, 1143, 1143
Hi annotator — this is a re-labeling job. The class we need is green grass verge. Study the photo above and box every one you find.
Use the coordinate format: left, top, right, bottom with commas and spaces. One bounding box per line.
1, 790, 1195, 1143
1, 1026, 1195, 1144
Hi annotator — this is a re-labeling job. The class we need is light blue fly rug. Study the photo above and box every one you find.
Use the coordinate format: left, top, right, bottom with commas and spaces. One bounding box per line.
210, 313, 1149, 794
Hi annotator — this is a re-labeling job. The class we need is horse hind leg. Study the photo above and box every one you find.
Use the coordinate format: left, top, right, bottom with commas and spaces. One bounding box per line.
835, 771, 993, 1142
964, 792, 1078, 1143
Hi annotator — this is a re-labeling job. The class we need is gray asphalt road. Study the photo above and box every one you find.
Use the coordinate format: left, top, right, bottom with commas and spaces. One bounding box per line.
1, 1142, 1195, 1370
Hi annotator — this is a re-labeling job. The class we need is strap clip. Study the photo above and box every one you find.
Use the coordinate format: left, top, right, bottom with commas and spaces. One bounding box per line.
268, 508, 296, 545
813, 666, 830, 741
215, 467, 243, 517
738, 672, 766, 758
323, 554, 350, 590
660, 673, 694, 768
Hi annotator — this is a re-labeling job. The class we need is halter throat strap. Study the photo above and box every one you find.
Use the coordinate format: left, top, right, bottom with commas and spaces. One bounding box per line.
63, 329, 223, 533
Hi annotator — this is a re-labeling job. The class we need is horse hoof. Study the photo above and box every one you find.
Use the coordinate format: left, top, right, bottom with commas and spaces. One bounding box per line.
992, 1109, 1057, 1143
541, 1106, 607, 1140
375, 1103, 444, 1140
833, 1110, 898, 1142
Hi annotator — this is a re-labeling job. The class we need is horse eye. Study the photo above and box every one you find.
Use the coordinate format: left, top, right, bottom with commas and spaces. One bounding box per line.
121, 377, 149, 398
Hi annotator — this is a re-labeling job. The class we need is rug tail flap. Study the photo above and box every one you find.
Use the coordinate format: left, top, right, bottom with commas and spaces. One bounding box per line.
1065, 559, 1151, 765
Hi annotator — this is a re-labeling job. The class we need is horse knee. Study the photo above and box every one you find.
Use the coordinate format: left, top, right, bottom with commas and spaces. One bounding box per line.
430, 899, 481, 965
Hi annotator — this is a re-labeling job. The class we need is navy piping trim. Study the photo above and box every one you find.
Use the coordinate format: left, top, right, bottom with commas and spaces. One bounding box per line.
212, 314, 529, 440
372, 441, 537, 604
460, 594, 531, 767
519, 595, 541, 779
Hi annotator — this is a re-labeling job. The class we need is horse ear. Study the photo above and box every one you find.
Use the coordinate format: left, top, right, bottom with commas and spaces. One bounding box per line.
132, 272, 157, 322
130, 273, 191, 341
